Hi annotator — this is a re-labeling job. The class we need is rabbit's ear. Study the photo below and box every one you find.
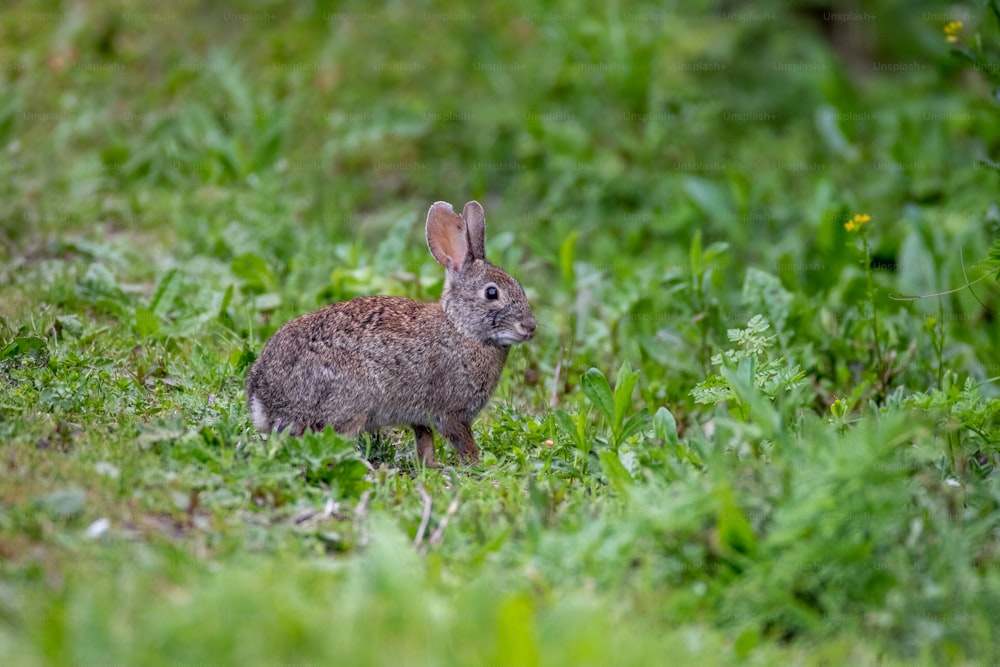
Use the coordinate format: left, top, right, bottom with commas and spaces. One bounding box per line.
462, 201, 486, 260
426, 201, 470, 271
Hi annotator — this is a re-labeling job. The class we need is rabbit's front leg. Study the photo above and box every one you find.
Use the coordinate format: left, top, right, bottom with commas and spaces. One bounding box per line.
433, 417, 480, 465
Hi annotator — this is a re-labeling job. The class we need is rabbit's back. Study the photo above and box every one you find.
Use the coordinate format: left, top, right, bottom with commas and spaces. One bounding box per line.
246, 296, 509, 435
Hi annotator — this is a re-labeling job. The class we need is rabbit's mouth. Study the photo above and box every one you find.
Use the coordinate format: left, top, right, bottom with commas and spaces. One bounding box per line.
495, 318, 536, 345
496, 333, 530, 345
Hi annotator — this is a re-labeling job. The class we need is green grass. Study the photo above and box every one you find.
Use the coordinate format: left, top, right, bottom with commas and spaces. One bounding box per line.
2, 0, 1000, 664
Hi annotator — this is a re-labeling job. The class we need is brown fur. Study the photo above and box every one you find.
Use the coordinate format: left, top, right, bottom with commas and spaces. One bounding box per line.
245, 201, 536, 465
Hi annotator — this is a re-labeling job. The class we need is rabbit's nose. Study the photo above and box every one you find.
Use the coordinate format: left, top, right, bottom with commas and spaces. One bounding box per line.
520, 317, 537, 336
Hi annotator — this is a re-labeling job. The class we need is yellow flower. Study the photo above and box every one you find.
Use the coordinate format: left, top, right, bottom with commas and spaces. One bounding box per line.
844, 212, 871, 232
945, 21, 963, 44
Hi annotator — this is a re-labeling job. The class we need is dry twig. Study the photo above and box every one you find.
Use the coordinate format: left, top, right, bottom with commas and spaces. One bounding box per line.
428, 495, 460, 547
353, 490, 371, 548
413, 484, 432, 549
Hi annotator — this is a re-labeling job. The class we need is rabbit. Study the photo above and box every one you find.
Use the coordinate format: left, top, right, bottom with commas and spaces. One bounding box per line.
245, 200, 536, 465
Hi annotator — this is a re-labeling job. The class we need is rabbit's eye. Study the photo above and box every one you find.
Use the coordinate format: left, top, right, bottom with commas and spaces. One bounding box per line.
484, 285, 499, 300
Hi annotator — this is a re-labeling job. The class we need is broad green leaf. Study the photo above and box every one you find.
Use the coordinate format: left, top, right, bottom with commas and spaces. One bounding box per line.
653, 406, 680, 447
618, 409, 651, 444
598, 450, 633, 500
689, 227, 703, 278
230, 345, 256, 372
582, 367, 615, 427
0, 336, 48, 362
735, 355, 755, 386
702, 241, 730, 264
327, 459, 371, 499
149, 268, 181, 316
613, 361, 640, 435
554, 409, 586, 453
574, 411, 589, 455
53, 315, 84, 338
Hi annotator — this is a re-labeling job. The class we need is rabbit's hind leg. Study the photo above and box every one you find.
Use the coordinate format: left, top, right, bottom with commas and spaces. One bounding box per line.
432, 417, 479, 465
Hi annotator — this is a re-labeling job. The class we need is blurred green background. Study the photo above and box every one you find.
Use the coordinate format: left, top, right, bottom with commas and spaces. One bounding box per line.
2, 0, 1000, 665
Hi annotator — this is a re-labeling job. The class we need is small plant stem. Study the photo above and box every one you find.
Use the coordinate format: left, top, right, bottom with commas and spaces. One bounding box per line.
863, 234, 884, 371
936, 300, 945, 389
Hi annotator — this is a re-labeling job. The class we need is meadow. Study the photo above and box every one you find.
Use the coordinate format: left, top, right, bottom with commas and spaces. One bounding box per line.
1, 1, 1000, 665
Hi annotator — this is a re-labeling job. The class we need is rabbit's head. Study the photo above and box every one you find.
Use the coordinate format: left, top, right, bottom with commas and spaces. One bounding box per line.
426, 201, 536, 346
